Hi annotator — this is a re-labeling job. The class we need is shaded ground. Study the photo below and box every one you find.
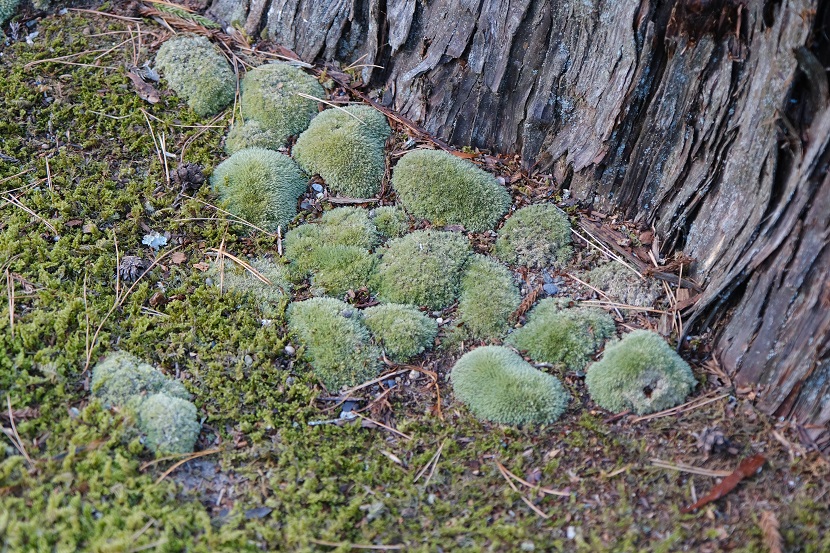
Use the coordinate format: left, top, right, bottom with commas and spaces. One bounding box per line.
1, 6, 828, 553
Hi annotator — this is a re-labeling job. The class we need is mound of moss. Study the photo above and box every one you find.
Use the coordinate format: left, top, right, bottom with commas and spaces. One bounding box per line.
362, 303, 438, 362
209, 257, 290, 316
231, 62, 324, 150
292, 105, 391, 198
585, 261, 662, 307
0, 0, 21, 25
391, 149, 510, 232
506, 298, 615, 371
91, 351, 190, 407
155, 35, 235, 116
585, 330, 696, 415
372, 206, 409, 239
372, 230, 472, 310
451, 346, 569, 425
137, 393, 201, 455
210, 147, 308, 232
456, 255, 521, 341
495, 204, 573, 269
306, 244, 376, 297
287, 297, 380, 389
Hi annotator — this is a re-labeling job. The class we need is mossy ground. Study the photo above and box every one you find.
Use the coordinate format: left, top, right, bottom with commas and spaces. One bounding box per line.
0, 8, 828, 553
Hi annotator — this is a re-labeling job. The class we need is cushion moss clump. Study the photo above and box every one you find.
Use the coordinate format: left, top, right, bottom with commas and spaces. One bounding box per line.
362, 303, 438, 362
292, 105, 391, 198
506, 298, 616, 371
137, 393, 202, 456
91, 351, 190, 407
287, 298, 380, 390
457, 255, 521, 341
224, 120, 286, 155
238, 62, 324, 145
306, 245, 376, 297
372, 230, 472, 310
585, 261, 662, 307
495, 204, 573, 269
372, 206, 410, 239
0, 0, 21, 26
450, 346, 569, 425
209, 257, 290, 316
391, 149, 510, 232
210, 147, 308, 232
585, 330, 696, 415
155, 35, 235, 116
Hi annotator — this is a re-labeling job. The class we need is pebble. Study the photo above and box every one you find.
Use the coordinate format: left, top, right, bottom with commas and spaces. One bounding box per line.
436, 317, 444, 325
408, 369, 420, 381
244, 354, 253, 366
311, 183, 324, 192
284, 345, 296, 355
543, 283, 559, 295
341, 309, 354, 318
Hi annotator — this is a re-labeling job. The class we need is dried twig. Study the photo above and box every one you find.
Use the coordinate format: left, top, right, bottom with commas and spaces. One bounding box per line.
630, 392, 730, 423
154, 448, 221, 484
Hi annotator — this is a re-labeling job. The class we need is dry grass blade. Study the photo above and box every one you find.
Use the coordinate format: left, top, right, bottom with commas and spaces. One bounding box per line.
308, 538, 405, 550
296, 93, 367, 123
567, 272, 623, 319
339, 369, 410, 397
4, 395, 32, 465
496, 460, 570, 497
631, 392, 731, 423
5, 269, 13, 339
572, 225, 644, 280
154, 448, 221, 484
759, 510, 784, 553
580, 299, 670, 314
68, 8, 142, 22
353, 412, 413, 441
0, 168, 34, 187
413, 439, 445, 484
177, 193, 277, 236
650, 458, 731, 478
206, 248, 272, 285
2, 193, 59, 235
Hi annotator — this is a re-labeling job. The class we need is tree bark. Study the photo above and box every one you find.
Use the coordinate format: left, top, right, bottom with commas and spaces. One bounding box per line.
208, 0, 830, 432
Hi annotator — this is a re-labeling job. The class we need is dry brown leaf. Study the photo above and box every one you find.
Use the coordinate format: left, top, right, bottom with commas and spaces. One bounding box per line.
681, 454, 766, 513
759, 510, 783, 553
125, 71, 160, 104
169, 251, 187, 265
192, 261, 210, 271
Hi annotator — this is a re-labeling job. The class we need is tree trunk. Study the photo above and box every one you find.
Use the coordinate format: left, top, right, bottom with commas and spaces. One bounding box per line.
208, 0, 830, 432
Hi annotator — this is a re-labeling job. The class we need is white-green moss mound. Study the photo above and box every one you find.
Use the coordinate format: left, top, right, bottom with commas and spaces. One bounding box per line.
495, 204, 573, 269
457, 255, 520, 341
137, 393, 201, 456
391, 149, 510, 232
91, 351, 189, 407
585, 330, 696, 415
371, 206, 409, 239
210, 147, 308, 233
224, 120, 285, 155
585, 261, 662, 307
363, 303, 438, 362
209, 257, 290, 316
155, 35, 235, 116
293, 105, 391, 198
451, 346, 569, 425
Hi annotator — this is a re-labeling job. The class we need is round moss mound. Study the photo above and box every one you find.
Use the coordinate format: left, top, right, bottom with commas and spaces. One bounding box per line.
224, 120, 285, 155
585, 330, 696, 415
209, 257, 290, 316
155, 35, 235, 116
306, 244, 376, 297
506, 298, 616, 371
372, 206, 409, 239
137, 393, 201, 456
237, 62, 324, 146
585, 261, 662, 307
495, 204, 573, 269
287, 297, 380, 390
362, 303, 438, 362
0, 0, 21, 26
292, 105, 391, 198
457, 255, 520, 341
450, 346, 569, 425
391, 149, 510, 232
371, 230, 472, 310
210, 148, 308, 232
91, 351, 189, 407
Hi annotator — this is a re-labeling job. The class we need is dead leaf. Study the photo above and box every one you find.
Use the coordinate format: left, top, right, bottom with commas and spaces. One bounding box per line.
192, 261, 210, 271
126, 71, 160, 104
169, 251, 187, 265
681, 454, 766, 513
148, 291, 167, 308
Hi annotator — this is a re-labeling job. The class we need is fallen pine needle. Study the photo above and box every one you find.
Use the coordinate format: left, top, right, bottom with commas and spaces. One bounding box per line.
353, 413, 412, 441
496, 460, 570, 496
155, 448, 221, 484
308, 538, 405, 550
631, 392, 730, 423
413, 439, 445, 484
650, 458, 731, 478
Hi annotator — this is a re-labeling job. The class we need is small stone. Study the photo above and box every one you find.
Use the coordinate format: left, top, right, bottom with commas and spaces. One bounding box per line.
520, 542, 535, 552
284, 345, 296, 355
205, 277, 214, 286
244, 354, 253, 366
566, 526, 577, 540
315, 192, 324, 199
543, 283, 559, 295
341, 309, 354, 318
311, 183, 324, 192
436, 317, 444, 325
408, 369, 420, 381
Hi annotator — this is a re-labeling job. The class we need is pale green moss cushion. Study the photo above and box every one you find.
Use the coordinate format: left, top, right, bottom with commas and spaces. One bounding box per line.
495, 204, 573, 269
362, 303, 438, 362
457, 255, 520, 341
210, 148, 308, 233
0, 0, 21, 26
585, 330, 696, 415
391, 149, 510, 232
91, 351, 189, 407
137, 393, 201, 456
506, 298, 615, 370
287, 297, 380, 389
371, 206, 409, 239
306, 245, 376, 297
371, 230, 472, 310
451, 346, 569, 425
208, 257, 290, 316
224, 120, 286, 155
292, 105, 391, 198
155, 35, 235, 116
585, 261, 662, 307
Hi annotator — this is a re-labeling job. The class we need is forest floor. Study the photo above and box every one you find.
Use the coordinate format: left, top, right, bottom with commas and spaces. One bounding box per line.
1, 5, 829, 553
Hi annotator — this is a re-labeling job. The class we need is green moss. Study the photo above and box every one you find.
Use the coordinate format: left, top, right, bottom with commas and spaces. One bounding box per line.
225, 119, 286, 154
136, 393, 201, 455
494, 204, 573, 269
307, 244, 376, 297
585, 330, 696, 415
371, 230, 472, 310
506, 298, 616, 370
0, 0, 20, 25
450, 346, 569, 425
457, 254, 520, 341
287, 297, 380, 389
318, 206, 379, 249
91, 350, 190, 407
210, 147, 308, 233
585, 261, 662, 307
371, 206, 409, 239
239, 62, 324, 144
391, 149, 510, 232
209, 256, 290, 316
155, 35, 235, 116
292, 105, 391, 198
362, 303, 438, 362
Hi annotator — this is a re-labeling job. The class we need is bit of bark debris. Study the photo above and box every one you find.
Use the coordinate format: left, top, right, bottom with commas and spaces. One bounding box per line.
118, 255, 147, 283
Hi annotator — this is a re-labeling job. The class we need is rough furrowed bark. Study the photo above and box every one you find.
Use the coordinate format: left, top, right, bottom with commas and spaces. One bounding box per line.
208, 0, 830, 432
